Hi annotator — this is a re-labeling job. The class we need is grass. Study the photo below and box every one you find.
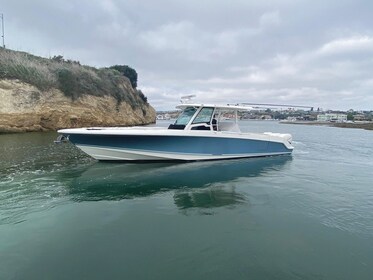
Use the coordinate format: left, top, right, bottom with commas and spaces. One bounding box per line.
0, 49, 56, 90
0, 48, 148, 108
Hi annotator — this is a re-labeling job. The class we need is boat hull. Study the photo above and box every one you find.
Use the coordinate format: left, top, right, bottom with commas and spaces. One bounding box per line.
60, 131, 293, 161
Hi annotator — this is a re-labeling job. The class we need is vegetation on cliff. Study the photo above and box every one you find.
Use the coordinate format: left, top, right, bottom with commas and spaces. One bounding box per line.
0, 48, 148, 108
109, 65, 138, 89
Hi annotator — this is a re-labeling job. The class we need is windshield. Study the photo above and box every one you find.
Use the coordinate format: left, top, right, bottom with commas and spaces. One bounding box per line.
174, 107, 197, 125
192, 107, 214, 124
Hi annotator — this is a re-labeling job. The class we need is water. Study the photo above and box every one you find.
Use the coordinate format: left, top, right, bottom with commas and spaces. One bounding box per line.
0, 121, 372, 280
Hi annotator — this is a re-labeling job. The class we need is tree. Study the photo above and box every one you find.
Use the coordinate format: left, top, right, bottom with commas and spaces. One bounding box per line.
347, 112, 354, 121
110, 65, 138, 89
52, 55, 64, 63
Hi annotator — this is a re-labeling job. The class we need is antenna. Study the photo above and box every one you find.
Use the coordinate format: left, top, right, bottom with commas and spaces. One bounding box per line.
180, 95, 196, 103
1, 13, 4, 48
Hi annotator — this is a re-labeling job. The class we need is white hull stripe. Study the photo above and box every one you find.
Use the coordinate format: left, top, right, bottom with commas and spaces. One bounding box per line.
77, 145, 292, 161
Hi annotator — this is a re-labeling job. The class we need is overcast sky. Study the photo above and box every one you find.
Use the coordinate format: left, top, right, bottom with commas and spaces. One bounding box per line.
2, 0, 373, 110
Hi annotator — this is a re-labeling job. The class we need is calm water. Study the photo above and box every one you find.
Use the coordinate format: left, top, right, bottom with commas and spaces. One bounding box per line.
0, 121, 372, 280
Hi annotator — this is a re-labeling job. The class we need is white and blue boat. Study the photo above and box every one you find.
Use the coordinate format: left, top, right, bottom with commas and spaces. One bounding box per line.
57, 101, 294, 161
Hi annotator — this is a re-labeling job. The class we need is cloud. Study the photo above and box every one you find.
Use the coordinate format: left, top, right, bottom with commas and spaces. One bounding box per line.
138, 21, 198, 53
2, 0, 373, 110
259, 11, 281, 28
318, 36, 373, 55
137, 21, 262, 61
98, 0, 119, 17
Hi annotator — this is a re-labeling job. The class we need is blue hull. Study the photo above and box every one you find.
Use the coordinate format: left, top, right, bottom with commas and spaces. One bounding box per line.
65, 134, 292, 161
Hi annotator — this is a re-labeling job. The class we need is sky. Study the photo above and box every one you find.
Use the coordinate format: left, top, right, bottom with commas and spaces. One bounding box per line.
1, 0, 373, 111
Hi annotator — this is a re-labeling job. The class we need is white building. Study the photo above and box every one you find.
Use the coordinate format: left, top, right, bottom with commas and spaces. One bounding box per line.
317, 113, 347, 122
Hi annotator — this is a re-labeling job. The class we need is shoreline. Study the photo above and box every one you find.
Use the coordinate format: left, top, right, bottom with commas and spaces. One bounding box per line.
280, 121, 373, 131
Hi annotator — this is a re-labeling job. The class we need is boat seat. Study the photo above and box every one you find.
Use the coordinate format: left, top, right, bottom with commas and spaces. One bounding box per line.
212, 119, 218, 131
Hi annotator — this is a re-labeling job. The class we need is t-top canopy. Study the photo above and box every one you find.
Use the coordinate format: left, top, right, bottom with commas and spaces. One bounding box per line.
176, 103, 253, 111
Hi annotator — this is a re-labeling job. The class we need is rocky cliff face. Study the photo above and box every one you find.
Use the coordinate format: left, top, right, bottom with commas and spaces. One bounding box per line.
0, 79, 156, 133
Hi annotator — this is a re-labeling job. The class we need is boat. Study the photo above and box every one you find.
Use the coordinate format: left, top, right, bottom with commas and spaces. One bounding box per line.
56, 100, 294, 161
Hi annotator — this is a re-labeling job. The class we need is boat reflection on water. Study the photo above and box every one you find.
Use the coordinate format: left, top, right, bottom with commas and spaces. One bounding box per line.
68, 156, 292, 209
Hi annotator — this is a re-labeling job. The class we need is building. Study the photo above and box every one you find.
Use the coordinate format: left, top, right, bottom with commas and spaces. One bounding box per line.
317, 113, 347, 122
353, 114, 369, 121
156, 113, 171, 120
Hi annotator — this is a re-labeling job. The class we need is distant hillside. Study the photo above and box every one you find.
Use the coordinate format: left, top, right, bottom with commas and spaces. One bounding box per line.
0, 48, 156, 133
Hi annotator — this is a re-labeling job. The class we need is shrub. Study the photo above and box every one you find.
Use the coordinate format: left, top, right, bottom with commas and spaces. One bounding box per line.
109, 65, 138, 89
0, 49, 57, 90
0, 48, 149, 107
137, 89, 148, 103
57, 68, 79, 100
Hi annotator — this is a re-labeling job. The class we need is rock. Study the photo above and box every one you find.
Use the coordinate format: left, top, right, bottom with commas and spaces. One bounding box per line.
0, 79, 156, 133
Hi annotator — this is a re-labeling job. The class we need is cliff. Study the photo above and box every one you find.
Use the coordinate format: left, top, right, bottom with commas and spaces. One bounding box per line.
0, 79, 156, 133
0, 49, 156, 133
